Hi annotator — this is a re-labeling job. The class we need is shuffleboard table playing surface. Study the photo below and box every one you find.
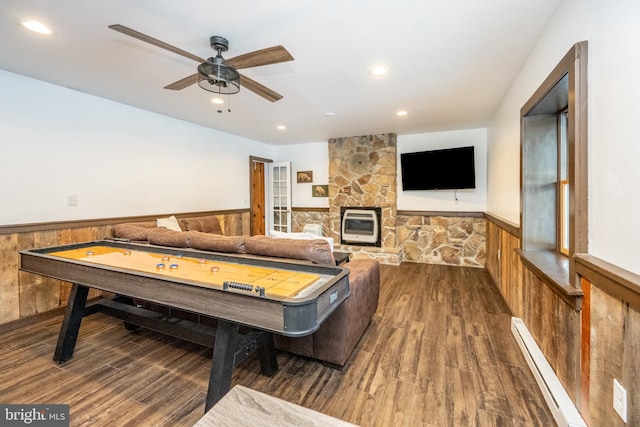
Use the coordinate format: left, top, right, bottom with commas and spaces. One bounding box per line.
49, 244, 322, 299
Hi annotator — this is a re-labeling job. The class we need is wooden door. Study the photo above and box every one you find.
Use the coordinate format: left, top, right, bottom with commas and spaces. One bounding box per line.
250, 157, 268, 236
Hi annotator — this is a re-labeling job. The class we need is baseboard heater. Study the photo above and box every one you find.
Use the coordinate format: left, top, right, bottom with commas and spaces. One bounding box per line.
510, 317, 587, 427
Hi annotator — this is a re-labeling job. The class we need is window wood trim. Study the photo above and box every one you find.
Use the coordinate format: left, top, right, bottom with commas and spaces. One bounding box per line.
520, 41, 588, 289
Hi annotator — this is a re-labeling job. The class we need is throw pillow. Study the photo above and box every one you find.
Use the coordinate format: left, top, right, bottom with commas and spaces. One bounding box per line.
157, 215, 182, 232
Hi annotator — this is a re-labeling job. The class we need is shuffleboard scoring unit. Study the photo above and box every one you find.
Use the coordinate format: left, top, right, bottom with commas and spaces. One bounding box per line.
223, 281, 266, 296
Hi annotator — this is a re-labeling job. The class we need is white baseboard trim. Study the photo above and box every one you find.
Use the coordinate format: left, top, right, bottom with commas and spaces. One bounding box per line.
511, 317, 587, 427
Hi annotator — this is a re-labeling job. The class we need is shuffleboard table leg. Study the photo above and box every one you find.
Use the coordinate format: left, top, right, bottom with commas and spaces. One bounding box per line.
205, 319, 239, 412
53, 283, 89, 363
258, 333, 278, 376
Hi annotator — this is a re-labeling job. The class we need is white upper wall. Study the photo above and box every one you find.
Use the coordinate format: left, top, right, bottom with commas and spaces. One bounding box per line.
487, 0, 640, 275
585, 0, 640, 275
487, 0, 587, 223
274, 142, 329, 208
0, 69, 274, 225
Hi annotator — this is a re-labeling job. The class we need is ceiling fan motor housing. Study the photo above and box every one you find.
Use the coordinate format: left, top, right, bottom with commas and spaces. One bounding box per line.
210, 36, 229, 53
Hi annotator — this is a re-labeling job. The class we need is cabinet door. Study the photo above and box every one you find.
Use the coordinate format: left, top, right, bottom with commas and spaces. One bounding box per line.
269, 162, 291, 232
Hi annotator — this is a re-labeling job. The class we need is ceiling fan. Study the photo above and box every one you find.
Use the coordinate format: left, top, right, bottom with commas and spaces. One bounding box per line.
108, 24, 294, 102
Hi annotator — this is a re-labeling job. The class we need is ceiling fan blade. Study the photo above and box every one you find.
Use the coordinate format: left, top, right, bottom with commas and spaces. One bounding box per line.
108, 24, 207, 63
226, 46, 293, 70
164, 73, 199, 90
239, 74, 283, 102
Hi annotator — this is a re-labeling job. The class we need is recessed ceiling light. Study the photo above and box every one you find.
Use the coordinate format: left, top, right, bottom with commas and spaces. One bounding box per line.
211, 97, 224, 105
325, 112, 336, 117
22, 20, 52, 35
397, 110, 408, 117
276, 125, 286, 130
368, 66, 388, 76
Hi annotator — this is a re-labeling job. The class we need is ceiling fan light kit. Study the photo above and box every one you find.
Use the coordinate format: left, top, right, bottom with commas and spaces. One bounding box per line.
197, 61, 240, 95
197, 36, 240, 95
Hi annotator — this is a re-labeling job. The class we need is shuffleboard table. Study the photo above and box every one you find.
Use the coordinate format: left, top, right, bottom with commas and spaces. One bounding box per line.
20, 240, 350, 410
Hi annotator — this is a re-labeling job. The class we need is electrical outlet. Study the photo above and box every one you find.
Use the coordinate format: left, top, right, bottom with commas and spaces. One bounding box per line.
67, 195, 78, 206
613, 379, 628, 422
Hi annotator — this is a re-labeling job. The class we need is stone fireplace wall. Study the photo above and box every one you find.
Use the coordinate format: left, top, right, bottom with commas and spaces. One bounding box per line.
320, 131, 486, 267
328, 134, 401, 263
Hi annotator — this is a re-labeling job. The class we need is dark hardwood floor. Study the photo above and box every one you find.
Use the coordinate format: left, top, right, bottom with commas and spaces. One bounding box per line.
0, 263, 555, 426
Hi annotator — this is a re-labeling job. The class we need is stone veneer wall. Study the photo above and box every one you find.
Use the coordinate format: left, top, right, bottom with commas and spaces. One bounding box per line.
291, 210, 330, 234
397, 215, 486, 267
328, 134, 401, 263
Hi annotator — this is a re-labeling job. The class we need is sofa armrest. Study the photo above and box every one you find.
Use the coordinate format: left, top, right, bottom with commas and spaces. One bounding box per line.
274, 258, 380, 367
311, 259, 380, 365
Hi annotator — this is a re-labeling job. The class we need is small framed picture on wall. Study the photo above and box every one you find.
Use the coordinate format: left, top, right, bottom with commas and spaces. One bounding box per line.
312, 185, 329, 197
296, 171, 313, 183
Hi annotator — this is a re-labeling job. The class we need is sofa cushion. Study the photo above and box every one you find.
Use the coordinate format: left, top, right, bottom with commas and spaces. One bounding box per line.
181, 216, 223, 234
113, 221, 157, 241
147, 227, 190, 248
245, 235, 335, 265
188, 231, 246, 253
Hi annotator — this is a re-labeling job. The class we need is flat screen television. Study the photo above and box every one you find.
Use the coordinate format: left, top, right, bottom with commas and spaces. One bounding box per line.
401, 146, 476, 190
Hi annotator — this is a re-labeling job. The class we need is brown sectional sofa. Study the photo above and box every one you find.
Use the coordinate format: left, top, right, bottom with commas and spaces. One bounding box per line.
112, 215, 380, 367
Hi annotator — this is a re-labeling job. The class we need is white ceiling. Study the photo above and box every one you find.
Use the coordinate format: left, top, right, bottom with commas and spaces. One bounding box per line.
1, 0, 559, 145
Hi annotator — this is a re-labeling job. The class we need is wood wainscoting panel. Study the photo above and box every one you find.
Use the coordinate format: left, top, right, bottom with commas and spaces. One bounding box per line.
589, 284, 624, 426
622, 303, 640, 425
485, 218, 523, 317
540, 276, 559, 367
17, 230, 59, 317
521, 268, 542, 342
580, 277, 591, 423
521, 265, 580, 403
589, 283, 640, 426
0, 233, 20, 324
485, 221, 501, 290
555, 291, 580, 402
502, 230, 523, 318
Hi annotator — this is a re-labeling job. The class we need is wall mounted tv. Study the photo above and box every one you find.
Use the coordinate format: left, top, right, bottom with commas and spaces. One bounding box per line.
401, 146, 476, 190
